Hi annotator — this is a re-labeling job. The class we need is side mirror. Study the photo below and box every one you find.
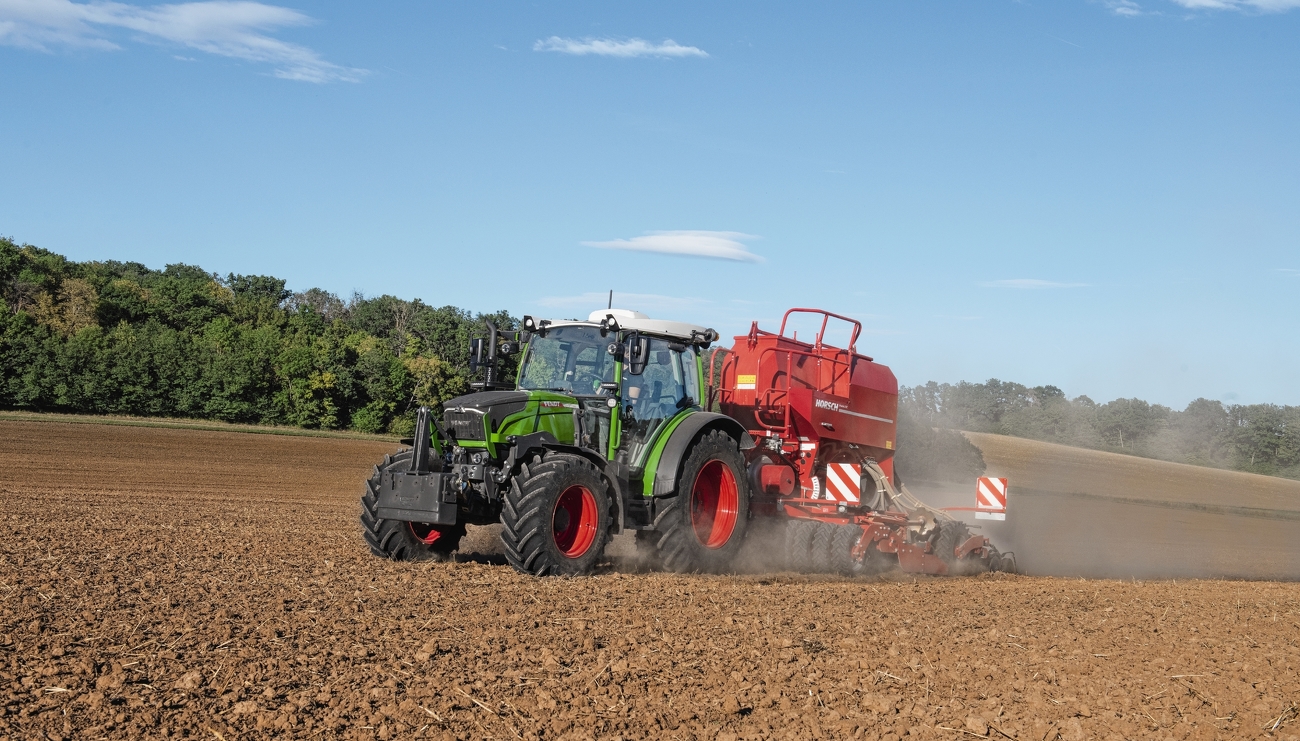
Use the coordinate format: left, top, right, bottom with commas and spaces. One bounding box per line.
690, 328, 719, 347
469, 337, 485, 371
625, 332, 650, 376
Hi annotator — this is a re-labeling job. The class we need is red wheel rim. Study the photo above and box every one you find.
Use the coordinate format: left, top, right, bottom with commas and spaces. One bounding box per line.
409, 522, 444, 545
552, 485, 599, 558
690, 460, 739, 549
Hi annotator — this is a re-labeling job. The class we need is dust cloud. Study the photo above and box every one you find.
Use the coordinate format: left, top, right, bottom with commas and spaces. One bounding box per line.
923, 432, 1300, 581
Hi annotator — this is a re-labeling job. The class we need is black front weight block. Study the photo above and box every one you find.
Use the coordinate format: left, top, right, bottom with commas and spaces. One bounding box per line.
376, 471, 458, 525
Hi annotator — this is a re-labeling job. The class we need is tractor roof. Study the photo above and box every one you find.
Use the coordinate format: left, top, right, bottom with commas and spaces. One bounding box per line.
544, 309, 714, 343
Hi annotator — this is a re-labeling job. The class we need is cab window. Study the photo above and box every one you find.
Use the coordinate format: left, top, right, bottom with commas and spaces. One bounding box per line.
621, 339, 696, 468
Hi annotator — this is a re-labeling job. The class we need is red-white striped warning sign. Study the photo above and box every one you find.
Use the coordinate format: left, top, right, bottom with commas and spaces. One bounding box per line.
975, 477, 1007, 520
823, 463, 861, 503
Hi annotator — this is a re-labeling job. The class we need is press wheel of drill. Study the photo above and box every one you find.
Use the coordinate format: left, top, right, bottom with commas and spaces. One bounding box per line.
999, 553, 1018, 574
810, 521, 837, 573
361, 450, 465, 561
977, 544, 1000, 574
933, 520, 973, 576
500, 452, 612, 576
977, 543, 998, 572
786, 519, 817, 572
868, 530, 899, 575
829, 524, 861, 576
649, 430, 751, 573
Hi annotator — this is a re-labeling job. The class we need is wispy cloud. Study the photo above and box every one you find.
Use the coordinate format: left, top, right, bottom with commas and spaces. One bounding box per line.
536, 291, 709, 312
1169, 0, 1300, 11
1104, 0, 1144, 16
534, 36, 707, 58
980, 279, 1089, 289
0, 0, 364, 82
583, 231, 763, 263
1276, 268, 1300, 276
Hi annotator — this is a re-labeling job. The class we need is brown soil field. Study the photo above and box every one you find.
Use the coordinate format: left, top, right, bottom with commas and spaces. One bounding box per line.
3, 419, 1300, 741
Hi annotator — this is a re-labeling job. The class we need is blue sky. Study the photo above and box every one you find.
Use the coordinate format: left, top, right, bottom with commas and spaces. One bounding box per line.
2, 0, 1298, 408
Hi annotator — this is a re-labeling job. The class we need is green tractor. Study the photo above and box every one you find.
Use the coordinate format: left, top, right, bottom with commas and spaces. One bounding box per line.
360, 309, 754, 575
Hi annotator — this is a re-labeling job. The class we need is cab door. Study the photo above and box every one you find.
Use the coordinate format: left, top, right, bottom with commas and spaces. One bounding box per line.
619, 340, 699, 470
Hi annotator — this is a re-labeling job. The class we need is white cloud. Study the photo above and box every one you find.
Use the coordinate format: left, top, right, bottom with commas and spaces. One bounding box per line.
980, 279, 1089, 289
1169, 0, 1300, 10
534, 36, 707, 58
0, 0, 364, 82
583, 231, 763, 262
536, 291, 709, 312
1105, 0, 1144, 15
1276, 268, 1300, 276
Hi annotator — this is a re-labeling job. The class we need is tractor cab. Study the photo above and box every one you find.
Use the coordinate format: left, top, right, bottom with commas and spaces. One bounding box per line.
515, 310, 708, 471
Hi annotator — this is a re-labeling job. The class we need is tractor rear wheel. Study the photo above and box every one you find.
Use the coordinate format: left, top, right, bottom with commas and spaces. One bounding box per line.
649, 430, 751, 573
500, 452, 612, 576
361, 450, 465, 561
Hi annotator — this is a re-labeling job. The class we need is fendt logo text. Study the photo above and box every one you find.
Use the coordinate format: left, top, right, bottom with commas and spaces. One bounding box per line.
814, 398, 841, 412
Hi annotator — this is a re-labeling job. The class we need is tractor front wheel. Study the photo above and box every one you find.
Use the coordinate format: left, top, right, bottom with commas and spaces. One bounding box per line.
500, 452, 612, 576
361, 450, 465, 561
649, 430, 751, 573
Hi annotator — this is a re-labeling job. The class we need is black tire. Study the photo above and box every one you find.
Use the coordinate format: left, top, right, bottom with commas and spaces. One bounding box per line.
633, 530, 662, 572
933, 520, 973, 576
1000, 553, 1018, 574
974, 542, 1000, 574
361, 450, 464, 561
500, 452, 612, 576
786, 519, 816, 573
829, 524, 860, 576
810, 522, 836, 574
860, 532, 895, 575
647, 430, 751, 573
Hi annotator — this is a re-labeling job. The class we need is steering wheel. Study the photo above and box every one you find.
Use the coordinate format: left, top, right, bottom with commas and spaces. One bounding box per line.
573, 371, 602, 394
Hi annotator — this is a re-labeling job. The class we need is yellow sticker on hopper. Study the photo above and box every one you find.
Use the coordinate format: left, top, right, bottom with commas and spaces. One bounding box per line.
736, 374, 756, 390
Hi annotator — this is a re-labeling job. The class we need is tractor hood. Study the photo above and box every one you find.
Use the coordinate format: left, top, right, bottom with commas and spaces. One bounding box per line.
440, 390, 532, 442
442, 390, 531, 413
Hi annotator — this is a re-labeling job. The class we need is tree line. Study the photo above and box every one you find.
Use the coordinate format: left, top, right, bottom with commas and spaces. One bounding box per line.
3, 238, 1295, 480
0, 237, 512, 436
898, 379, 1300, 481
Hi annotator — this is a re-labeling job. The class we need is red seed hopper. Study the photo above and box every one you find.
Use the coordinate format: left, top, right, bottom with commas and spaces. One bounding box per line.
710, 308, 1015, 575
